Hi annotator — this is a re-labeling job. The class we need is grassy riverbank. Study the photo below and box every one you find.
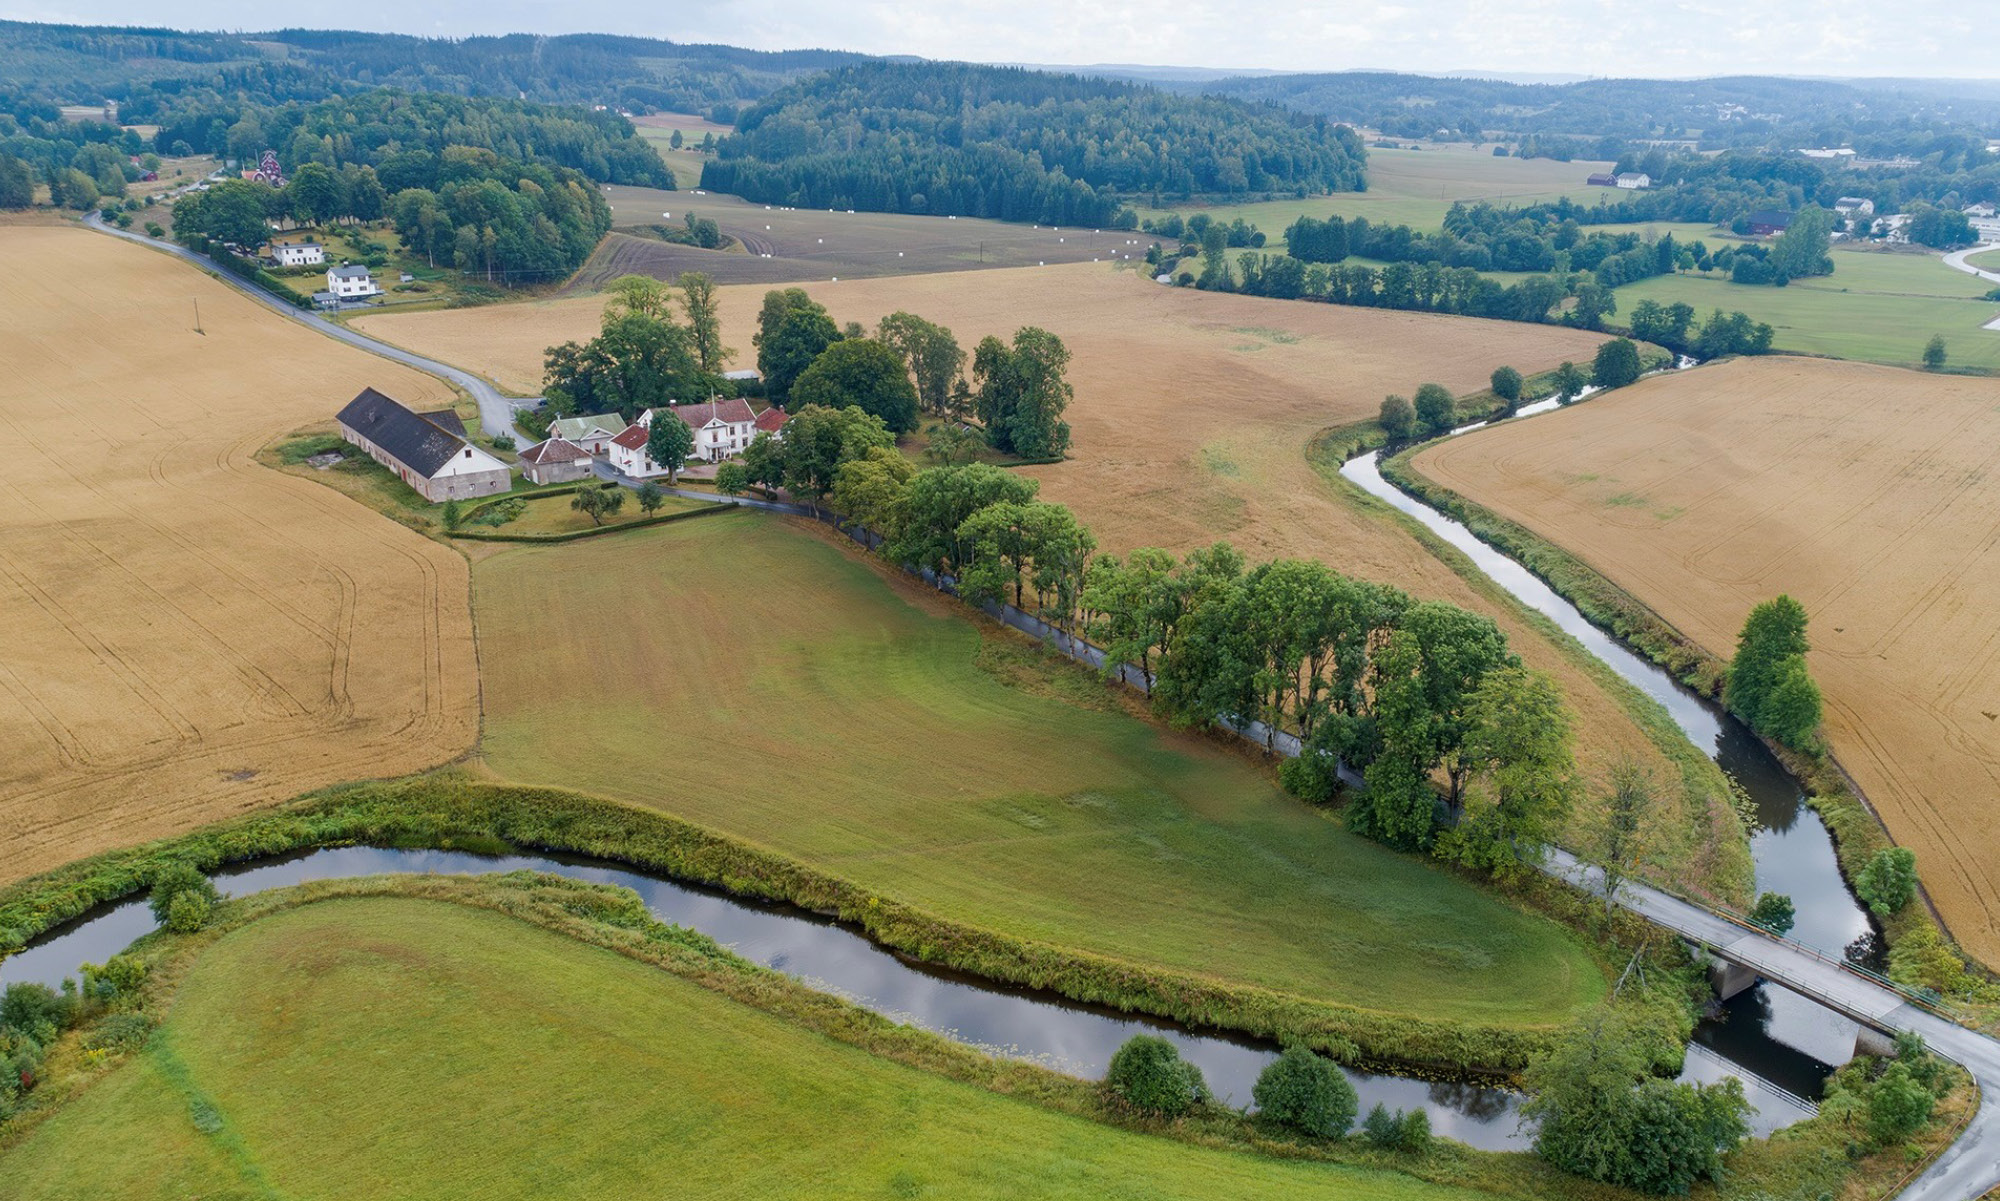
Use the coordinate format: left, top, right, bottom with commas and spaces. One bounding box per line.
472, 511, 1608, 1041
0, 878, 1584, 1201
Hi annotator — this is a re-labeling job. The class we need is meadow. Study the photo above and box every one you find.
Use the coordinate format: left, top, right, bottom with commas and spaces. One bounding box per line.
475, 511, 1607, 1028
1413, 355, 2000, 964
357, 263, 1752, 899
1614, 245, 2000, 370
0, 893, 1524, 1201
0, 220, 479, 888
572, 184, 1156, 288
1139, 145, 1619, 237
631, 110, 732, 189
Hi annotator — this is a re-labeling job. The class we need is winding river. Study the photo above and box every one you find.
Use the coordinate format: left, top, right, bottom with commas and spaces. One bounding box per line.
1341, 394, 1877, 1097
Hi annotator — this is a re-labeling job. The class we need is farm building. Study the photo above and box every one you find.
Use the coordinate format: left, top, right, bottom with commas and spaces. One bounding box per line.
417, 408, 467, 439
271, 242, 325, 267
1615, 172, 1651, 189
336, 387, 510, 503
1746, 210, 1794, 236
1835, 197, 1876, 216
327, 264, 380, 300
547, 414, 627, 457
722, 368, 763, 383
607, 422, 669, 478
753, 407, 789, 439
646, 398, 760, 462
517, 438, 595, 485
1586, 172, 1618, 187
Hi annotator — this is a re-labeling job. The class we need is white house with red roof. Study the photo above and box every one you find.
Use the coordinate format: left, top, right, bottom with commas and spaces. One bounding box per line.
753, 407, 789, 440
606, 422, 669, 478
650, 399, 764, 460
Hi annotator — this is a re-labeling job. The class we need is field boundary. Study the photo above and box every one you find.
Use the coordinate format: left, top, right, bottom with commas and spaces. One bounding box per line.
0, 776, 1572, 1074
450, 495, 732, 543
1379, 430, 1978, 991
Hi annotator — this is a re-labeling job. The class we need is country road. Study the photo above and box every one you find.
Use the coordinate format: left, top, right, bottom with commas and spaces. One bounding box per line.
83, 213, 537, 442
1941, 242, 2000, 285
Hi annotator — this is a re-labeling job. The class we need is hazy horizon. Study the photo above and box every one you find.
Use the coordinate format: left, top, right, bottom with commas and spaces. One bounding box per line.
1, 4, 1992, 83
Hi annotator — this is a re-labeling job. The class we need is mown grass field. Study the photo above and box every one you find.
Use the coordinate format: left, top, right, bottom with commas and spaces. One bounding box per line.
0, 220, 478, 888
1614, 246, 2000, 369
358, 264, 1750, 900
0, 897, 1509, 1201
1139, 146, 1618, 237
475, 510, 1606, 1027
1413, 355, 2000, 964
631, 111, 731, 189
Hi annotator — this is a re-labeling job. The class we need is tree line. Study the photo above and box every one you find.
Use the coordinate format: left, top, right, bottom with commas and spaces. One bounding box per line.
701, 61, 1366, 225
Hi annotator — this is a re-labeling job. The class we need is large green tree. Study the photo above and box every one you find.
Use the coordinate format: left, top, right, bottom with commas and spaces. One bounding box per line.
645, 412, 696, 484
1413, 383, 1455, 436
1723, 594, 1818, 747
0, 153, 34, 209
885, 463, 1040, 579
755, 288, 840, 407
789, 339, 921, 434
972, 327, 1074, 460
748, 404, 893, 502
878, 311, 968, 419
677, 272, 730, 372
1769, 203, 1833, 280
1592, 338, 1643, 389
542, 311, 724, 422
173, 178, 277, 247
1439, 666, 1579, 879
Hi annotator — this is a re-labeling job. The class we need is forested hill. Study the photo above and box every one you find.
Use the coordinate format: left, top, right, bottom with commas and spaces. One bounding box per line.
0, 21, 867, 114
702, 62, 1367, 225
1188, 71, 2000, 158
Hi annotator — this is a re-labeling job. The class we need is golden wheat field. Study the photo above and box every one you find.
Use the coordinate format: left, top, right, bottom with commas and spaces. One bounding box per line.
0, 221, 478, 884
358, 264, 1745, 894
1415, 355, 2000, 962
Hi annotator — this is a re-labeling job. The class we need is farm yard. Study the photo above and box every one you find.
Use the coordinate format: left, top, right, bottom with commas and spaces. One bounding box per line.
475, 511, 1608, 1028
0, 894, 1514, 1201
0, 219, 480, 886
1612, 244, 2000, 370
363, 263, 1748, 900
1412, 355, 2000, 964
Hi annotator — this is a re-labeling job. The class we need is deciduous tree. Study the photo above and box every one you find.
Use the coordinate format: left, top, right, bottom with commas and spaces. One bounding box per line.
790, 338, 921, 434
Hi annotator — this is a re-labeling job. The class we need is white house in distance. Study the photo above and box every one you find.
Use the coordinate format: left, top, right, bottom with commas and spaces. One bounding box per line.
271, 241, 325, 267
546, 413, 627, 458
1835, 196, 1876, 216
1615, 172, 1651, 189
327, 264, 380, 299
335, 387, 510, 502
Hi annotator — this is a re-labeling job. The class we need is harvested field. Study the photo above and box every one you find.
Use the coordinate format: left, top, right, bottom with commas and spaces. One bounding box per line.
1414, 356, 2000, 962
0, 221, 478, 884
569, 185, 1151, 288
358, 269, 1738, 888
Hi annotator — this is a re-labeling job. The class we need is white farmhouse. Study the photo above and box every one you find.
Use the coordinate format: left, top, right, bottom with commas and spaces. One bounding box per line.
272, 242, 325, 267
607, 422, 670, 478
326, 264, 380, 299
1835, 196, 1876, 216
647, 399, 761, 462
1615, 172, 1651, 189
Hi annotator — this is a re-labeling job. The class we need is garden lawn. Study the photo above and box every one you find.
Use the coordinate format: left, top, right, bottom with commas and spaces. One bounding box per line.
475, 511, 1605, 1028
1613, 246, 2000, 369
0, 898, 1510, 1201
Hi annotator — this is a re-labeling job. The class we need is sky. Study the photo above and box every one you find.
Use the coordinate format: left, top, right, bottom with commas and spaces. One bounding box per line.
1, 0, 1987, 80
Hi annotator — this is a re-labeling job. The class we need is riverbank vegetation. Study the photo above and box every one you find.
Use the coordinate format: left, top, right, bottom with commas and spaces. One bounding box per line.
0, 880, 1556, 1201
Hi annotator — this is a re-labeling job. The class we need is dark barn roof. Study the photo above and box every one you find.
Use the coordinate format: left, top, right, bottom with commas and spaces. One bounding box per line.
1747, 209, 1794, 230
417, 408, 467, 439
336, 388, 469, 479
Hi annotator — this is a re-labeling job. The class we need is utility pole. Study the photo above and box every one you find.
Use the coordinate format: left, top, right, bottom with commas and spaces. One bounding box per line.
193, 297, 204, 335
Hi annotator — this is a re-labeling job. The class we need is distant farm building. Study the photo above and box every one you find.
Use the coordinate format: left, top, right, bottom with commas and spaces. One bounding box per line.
753, 407, 789, 438
547, 414, 627, 458
1746, 210, 1794, 236
1586, 172, 1618, 187
327, 264, 380, 300
517, 438, 595, 485
245, 149, 285, 187
1615, 172, 1651, 190
722, 368, 763, 383
1834, 197, 1876, 216
271, 242, 325, 267
336, 388, 510, 503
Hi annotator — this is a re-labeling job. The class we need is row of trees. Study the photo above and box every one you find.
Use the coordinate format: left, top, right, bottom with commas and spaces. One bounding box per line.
1628, 301, 1776, 360
541, 273, 732, 425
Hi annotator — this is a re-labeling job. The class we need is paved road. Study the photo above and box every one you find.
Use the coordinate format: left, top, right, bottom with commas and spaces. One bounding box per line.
1543, 848, 2000, 1201
82, 213, 537, 441
1942, 243, 2000, 285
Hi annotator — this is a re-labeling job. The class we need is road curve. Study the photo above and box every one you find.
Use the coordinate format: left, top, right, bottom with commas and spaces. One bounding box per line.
1941, 243, 2000, 285
82, 213, 535, 441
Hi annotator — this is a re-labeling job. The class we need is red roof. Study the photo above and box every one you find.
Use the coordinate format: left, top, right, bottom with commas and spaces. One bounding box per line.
611, 423, 650, 450
754, 407, 789, 433
520, 438, 592, 464
661, 398, 756, 429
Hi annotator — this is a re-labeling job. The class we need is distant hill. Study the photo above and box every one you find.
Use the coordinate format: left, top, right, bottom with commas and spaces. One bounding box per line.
701, 61, 1366, 225
0, 21, 870, 114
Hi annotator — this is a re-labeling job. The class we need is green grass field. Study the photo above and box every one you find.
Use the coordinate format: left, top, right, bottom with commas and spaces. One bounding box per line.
1141, 147, 1619, 238
1613, 245, 2000, 369
0, 897, 1504, 1201
474, 511, 1605, 1028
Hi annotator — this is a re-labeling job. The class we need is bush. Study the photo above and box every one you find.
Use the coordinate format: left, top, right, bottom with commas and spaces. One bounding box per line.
84, 1012, 154, 1053
147, 861, 218, 925
1378, 394, 1416, 442
0, 983, 73, 1034
1749, 892, 1795, 936
164, 889, 213, 933
1253, 1045, 1358, 1136
1867, 1061, 1936, 1144
1362, 1102, 1400, 1146
490, 434, 516, 452
1413, 383, 1455, 436
1857, 847, 1918, 918
1396, 1106, 1432, 1153
1592, 338, 1643, 389
1106, 1034, 1208, 1117
1490, 365, 1523, 410
1277, 751, 1341, 805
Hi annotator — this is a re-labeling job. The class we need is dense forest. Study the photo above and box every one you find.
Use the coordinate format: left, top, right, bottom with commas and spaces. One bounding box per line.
1182, 71, 2000, 159
0, 21, 864, 114
702, 62, 1366, 223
